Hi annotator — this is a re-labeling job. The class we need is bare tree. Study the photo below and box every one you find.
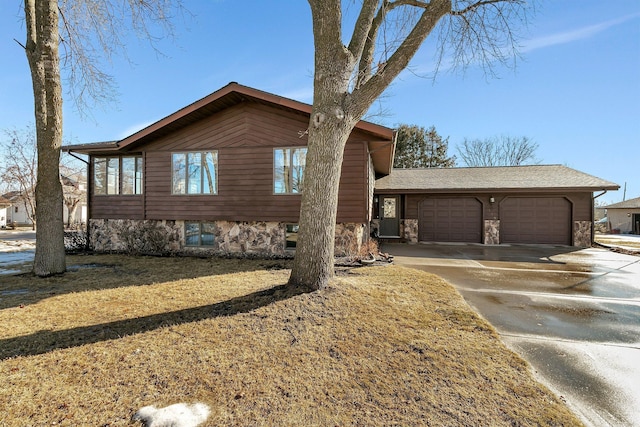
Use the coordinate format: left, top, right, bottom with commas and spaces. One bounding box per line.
456, 135, 539, 166
0, 127, 38, 229
60, 164, 86, 228
289, 0, 531, 290
21, 0, 183, 276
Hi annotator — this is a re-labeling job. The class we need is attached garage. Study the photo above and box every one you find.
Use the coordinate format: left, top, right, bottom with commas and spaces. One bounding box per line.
500, 197, 572, 245
374, 165, 620, 247
419, 198, 482, 243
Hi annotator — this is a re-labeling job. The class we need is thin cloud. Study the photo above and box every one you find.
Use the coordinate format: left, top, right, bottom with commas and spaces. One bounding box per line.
279, 86, 313, 103
522, 13, 640, 53
118, 121, 155, 139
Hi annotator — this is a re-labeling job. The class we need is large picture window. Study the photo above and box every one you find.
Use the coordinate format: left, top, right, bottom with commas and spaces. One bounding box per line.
274, 147, 307, 194
172, 151, 217, 195
94, 156, 143, 195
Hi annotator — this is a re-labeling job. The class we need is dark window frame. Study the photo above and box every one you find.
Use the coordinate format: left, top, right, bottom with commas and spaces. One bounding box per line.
171, 151, 218, 195
185, 221, 216, 247
93, 155, 143, 196
273, 147, 307, 194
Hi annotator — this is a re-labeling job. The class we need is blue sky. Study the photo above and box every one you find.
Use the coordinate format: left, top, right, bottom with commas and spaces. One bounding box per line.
1, 1, 638, 205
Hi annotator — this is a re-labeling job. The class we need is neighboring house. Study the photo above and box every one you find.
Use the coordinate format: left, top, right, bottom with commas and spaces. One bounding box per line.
604, 197, 640, 234
61, 173, 88, 227
0, 196, 11, 228
374, 166, 619, 247
1, 191, 34, 227
63, 83, 619, 255
0, 176, 87, 229
63, 82, 395, 256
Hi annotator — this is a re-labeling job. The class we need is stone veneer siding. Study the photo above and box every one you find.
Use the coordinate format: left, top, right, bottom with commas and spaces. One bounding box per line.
573, 221, 592, 248
401, 219, 418, 243
484, 220, 500, 245
89, 219, 366, 257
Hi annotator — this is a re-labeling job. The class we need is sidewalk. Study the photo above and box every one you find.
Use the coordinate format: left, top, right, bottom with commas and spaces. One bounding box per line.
595, 234, 640, 254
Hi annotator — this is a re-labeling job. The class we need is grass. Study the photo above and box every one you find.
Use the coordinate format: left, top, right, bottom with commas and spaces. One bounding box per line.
0, 255, 582, 426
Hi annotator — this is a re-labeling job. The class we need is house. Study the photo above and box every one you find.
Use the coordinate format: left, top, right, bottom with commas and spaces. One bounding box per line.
604, 197, 640, 234
63, 82, 395, 256
374, 166, 619, 247
0, 195, 11, 228
64, 82, 618, 255
0, 191, 34, 227
0, 176, 87, 229
61, 173, 88, 227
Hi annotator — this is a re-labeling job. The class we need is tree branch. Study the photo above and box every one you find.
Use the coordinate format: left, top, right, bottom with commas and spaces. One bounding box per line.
349, 0, 452, 117
347, 0, 378, 62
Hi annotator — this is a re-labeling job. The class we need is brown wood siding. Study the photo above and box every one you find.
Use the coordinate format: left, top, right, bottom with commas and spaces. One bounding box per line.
91, 195, 144, 219
91, 102, 370, 223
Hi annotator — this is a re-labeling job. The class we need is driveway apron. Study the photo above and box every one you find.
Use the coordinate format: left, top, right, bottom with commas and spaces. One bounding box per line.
384, 243, 640, 427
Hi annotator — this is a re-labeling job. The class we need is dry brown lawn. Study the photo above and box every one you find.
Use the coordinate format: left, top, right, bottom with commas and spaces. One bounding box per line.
0, 255, 582, 426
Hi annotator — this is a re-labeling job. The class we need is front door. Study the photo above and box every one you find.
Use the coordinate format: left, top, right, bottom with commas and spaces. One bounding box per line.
633, 214, 640, 234
379, 195, 400, 237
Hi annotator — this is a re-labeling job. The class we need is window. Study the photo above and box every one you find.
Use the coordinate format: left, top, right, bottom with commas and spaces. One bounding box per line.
274, 147, 307, 194
94, 156, 143, 195
185, 222, 215, 246
172, 151, 217, 194
285, 223, 299, 249
122, 156, 143, 195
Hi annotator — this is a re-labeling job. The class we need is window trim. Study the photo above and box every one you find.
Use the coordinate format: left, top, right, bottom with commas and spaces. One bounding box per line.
285, 223, 299, 250
273, 146, 307, 195
171, 151, 218, 196
121, 156, 143, 195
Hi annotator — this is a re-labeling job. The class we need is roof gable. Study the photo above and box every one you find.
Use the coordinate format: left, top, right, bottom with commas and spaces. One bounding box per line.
64, 82, 396, 174
375, 165, 619, 193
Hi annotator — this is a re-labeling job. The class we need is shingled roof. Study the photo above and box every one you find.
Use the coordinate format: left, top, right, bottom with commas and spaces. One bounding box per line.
375, 165, 619, 193
605, 196, 640, 209
63, 82, 396, 174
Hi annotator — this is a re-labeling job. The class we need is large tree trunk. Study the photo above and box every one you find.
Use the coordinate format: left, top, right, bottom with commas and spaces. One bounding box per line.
289, 0, 451, 290
25, 0, 66, 276
288, 116, 356, 290
288, 1, 359, 290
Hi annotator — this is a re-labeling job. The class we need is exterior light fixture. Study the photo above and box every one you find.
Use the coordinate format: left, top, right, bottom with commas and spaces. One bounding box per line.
489, 196, 495, 204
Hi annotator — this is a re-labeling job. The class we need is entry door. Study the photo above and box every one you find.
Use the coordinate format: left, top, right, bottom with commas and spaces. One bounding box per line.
633, 214, 640, 234
379, 196, 400, 237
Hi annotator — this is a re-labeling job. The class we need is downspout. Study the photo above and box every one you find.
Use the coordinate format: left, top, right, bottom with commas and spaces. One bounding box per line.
67, 151, 91, 252
593, 190, 608, 246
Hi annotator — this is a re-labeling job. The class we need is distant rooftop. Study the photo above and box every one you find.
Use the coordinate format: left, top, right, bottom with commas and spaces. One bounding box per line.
605, 196, 640, 209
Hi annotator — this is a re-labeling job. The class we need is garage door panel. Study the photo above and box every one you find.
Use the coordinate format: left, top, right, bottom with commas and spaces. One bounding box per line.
419, 198, 482, 243
501, 197, 571, 245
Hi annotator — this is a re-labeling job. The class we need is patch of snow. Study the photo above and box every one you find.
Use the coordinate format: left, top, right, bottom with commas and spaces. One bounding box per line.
0, 240, 35, 275
132, 403, 210, 427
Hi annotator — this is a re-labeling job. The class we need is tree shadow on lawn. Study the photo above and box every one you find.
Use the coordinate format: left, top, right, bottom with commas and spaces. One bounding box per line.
0, 254, 292, 310
0, 283, 310, 360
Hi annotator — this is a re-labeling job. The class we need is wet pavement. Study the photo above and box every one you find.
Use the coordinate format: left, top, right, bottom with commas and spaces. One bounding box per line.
384, 243, 640, 427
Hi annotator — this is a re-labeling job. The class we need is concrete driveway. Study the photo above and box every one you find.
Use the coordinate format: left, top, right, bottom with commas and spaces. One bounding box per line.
383, 243, 640, 427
